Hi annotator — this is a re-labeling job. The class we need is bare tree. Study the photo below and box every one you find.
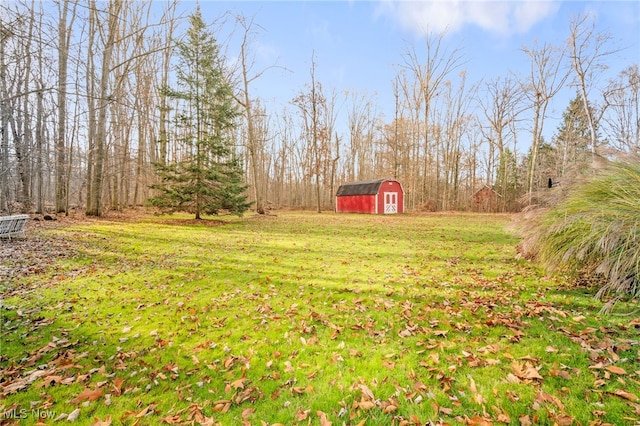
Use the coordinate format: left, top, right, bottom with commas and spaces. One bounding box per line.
233, 15, 282, 214
345, 90, 378, 182
157, 2, 178, 167
292, 53, 325, 212
568, 14, 617, 158
477, 76, 525, 210
603, 65, 640, 153
400, 35, 465, 208
55, 0, 77, 214
522, 41, 568, 204
440, 71, 475, 210
0, 15, 12, 212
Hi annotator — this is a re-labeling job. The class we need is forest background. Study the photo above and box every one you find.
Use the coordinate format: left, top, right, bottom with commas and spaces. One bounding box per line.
1, 0, 639, 217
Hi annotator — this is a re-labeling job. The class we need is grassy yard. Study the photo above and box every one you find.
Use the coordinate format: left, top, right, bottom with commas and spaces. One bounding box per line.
1, 211, 639, 425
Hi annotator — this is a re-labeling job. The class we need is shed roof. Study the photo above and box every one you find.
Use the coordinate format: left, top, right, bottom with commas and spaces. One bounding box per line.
336, 178, 390, 196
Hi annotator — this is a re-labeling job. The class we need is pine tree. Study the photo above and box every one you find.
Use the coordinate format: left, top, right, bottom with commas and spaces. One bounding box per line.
552, 92, 595, 177
495, 148, 521, 211
149, 8, 250, 218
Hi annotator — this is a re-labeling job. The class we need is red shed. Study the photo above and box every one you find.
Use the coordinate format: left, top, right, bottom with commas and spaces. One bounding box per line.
335, 178, 405, 214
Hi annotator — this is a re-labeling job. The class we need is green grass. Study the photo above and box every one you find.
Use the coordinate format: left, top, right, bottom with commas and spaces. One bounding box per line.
1, 211, 639, 425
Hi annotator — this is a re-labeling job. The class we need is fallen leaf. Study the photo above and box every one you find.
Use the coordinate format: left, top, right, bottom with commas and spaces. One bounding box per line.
71, 388, 103, 404
612, 389, 639, 402
316, 410, 332, 426
112, 377, 124, 396
519, 414, 531, 426
241, 408, 255, 420
553, 414, 574, 426
439, 406, 453, 415
467, 415, 492, 426
89, 416, 112, 426
296, 409, 310, 421
383, 404, 397, 413
67, 408, 81, 422
605, 366, 627, 375
134, 404, 158, 418
231, 377, 246, 389
359, 384, 375, 401
358, 400, 376, 410
511, 361, 543, 380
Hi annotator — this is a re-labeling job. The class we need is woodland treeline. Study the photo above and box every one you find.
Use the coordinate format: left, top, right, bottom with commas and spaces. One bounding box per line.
1, 1, 638, 216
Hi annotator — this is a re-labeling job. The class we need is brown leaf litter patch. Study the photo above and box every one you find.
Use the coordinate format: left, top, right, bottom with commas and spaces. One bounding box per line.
0, 215, 86, 291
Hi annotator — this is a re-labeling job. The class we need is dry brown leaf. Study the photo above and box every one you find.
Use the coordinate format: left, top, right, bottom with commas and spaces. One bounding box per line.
358, 400, 376, 410
612, 389, 639, 401
71, 387, 104, 404
316, 410, 332, 426
40, 375, 63, 387
89, 416, 112, 426
241, 408, 255, 420
383, 404, 397, 413
231, 377, 246, 389
535, 391, 565, 411
409, 415, 422, 424
359, 384, 375, 401
135, 404, 156, 418
511, 361, 543, 380
439, 406, 453, 415
605, 365, 627, 375
291, 386, 306, 395
296, 409, 310, 421
553, 414, 574, 426
467, 416, 492, 426
519, 414, 532, 426
550, 368, 572, 380
111, 377, 124, 396
497, 413, 510, 423
212, 401, 231, 413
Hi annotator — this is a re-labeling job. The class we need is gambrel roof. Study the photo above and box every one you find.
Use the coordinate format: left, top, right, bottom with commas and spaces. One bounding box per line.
336, 178, 389, 196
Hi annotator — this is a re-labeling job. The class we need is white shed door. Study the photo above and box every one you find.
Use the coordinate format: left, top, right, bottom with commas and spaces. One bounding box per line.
384, 192, 398, 214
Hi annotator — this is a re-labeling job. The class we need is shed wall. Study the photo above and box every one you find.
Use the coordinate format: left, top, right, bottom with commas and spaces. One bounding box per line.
376, 180, 404, 214
336, 194, 376, 214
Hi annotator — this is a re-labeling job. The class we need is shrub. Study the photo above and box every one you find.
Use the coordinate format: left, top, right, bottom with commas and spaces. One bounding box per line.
519, 158, 640, 311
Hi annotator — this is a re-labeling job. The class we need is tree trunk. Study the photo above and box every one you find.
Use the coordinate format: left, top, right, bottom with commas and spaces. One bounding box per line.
56, 0, 75, 214
87, 0, 121, 216
0, 25, 9, 212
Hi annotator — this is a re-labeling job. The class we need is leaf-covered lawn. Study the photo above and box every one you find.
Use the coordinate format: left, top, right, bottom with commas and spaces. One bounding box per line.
1, 212, 639, 425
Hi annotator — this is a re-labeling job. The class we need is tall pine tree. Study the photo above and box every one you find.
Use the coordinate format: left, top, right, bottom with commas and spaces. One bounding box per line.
149, 8, 250, 218
552, 92, 595, 177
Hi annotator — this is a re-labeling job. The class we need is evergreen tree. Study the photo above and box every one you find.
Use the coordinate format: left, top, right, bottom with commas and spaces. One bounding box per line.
524, 136, 557, 191
495, 148, 521, 211
149, 8, 250, 218
552, 92, 595, 177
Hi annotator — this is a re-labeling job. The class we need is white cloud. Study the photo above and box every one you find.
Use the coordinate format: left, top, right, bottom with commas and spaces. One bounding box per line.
377, 0, 559, 37
512, 1, 560, 33
255, 40, 280, 64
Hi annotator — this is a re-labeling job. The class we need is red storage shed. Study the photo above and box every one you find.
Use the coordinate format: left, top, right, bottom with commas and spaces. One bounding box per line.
335, 178, 404, 214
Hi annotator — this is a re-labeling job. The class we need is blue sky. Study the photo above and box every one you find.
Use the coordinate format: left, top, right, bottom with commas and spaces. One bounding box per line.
186, 0, 639, 139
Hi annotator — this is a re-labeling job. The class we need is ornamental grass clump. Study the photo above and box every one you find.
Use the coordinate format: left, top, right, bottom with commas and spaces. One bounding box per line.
525, 159, 640, 310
